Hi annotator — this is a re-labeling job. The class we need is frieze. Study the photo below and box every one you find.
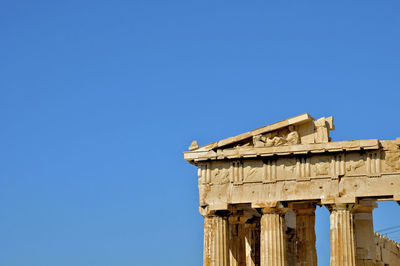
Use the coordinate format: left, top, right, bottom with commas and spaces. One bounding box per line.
243, 160, 264, 183
197, 145, 400, 190
311, 155, 331, 177
211, 165, 230, 185
383, 150, 400, 173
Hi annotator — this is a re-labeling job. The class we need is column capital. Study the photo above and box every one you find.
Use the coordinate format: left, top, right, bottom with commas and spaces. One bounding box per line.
261, 205, 288, 215
199, 206, 230, 218
199, 206, 215, 217
326, 203, 356, 212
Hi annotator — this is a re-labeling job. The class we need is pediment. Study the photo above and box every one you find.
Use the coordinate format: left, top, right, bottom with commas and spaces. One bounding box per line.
188, 113, 335, 152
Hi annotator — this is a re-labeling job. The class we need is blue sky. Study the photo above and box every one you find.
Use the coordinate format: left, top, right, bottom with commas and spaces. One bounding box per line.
1, 1, 400, 265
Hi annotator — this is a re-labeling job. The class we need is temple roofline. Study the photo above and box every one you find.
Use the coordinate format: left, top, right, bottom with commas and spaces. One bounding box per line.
193, 113, 315, 152
185, 139, 381, 162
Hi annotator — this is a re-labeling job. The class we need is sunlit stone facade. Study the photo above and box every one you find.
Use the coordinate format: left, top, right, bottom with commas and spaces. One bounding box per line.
185, 114, 400, 265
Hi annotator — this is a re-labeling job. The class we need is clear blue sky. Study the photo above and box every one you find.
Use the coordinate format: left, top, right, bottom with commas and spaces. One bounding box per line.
1, 1, 400, 265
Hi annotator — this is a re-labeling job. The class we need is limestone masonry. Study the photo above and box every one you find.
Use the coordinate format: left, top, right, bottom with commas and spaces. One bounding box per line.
184, 114, 400, 266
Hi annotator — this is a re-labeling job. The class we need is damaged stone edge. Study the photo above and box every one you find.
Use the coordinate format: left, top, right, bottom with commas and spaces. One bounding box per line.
184, 139, 382, 163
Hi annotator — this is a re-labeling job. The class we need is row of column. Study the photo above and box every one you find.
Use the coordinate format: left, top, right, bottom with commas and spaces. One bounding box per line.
203, 200, 376, 266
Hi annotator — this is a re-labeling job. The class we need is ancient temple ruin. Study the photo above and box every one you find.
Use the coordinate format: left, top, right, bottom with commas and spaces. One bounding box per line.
184, 114, 400, 266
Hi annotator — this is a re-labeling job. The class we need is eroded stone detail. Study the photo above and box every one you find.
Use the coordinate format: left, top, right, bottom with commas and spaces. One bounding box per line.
212, 165, 230, 185
375, 233, 400, 265
384, 149, 400, 172
311, 156, 331, 176
203, 215, 229, 266
244, 160, 264, 183
314, 116, 334, 143
252, 126, 300, 148
346, 154, 365, 175
199, 163, 211, 185
189, 140, 199, 151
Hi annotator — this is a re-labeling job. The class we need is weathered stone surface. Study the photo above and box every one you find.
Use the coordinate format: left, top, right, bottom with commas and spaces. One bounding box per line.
228, 214, 247, 266
203, 214, 229, 266
244, 222, 259, 266
375, 233, 400, 265
329, 204, 356, 266
186, 114, 400, 266
260, 206, 287, 266
291, 203, 317, 266
354, 200, 377, 266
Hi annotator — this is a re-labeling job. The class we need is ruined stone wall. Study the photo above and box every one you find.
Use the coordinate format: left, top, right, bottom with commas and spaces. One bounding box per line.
375, 233, 400, 266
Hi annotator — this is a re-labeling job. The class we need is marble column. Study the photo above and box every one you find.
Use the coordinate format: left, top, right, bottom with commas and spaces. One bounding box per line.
245, 221, 260, 266
260, 206, 288, 266
203, 215, 229, 266
354, 200, 377, 266
228, 214, 247, 266
329, 204, 356, 266
293, 203, 317, 266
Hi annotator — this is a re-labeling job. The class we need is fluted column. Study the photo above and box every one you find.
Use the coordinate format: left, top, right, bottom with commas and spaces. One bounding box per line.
354, 200, 377, 266
292, 203, 317, 266
260, 206, 288, 266
329, 204, 356, 266
203, 215, 229, 266
245, 222, 260, 266
228, 214, 247, 266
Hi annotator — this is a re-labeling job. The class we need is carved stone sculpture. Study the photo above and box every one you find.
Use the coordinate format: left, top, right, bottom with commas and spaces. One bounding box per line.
252, 128, 300, 147
286, 126, 300, 145
253, 134, 265, 148
314, 116, 334, 143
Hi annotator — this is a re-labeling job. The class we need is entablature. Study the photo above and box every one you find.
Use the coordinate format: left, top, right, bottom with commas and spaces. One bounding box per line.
185, 139, 381, 163
185, 114, 400, 211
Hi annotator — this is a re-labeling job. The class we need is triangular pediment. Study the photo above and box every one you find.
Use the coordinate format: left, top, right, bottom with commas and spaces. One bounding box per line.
188, 113, 335, 152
